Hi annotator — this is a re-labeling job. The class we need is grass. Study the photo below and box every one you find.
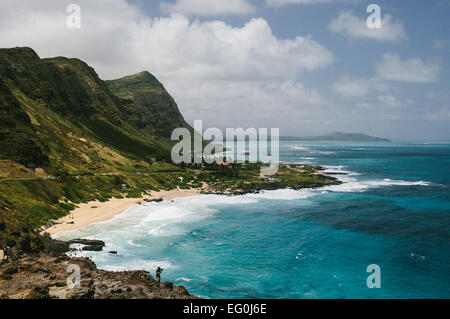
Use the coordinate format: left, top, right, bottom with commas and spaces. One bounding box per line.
0, 161, 338, 248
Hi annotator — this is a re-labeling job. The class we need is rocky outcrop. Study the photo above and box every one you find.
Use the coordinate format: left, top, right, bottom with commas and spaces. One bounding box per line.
68, 239, 105, 251
0, 253, 196, 299
39, 233, 70, 256
144, 198, 163, 203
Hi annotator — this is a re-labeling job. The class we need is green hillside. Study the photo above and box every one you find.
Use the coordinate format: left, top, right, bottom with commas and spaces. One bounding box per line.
0, 47, 194, 245
106, 71, 191, 138
0, 47, 192, 172
0, 47, 336, 250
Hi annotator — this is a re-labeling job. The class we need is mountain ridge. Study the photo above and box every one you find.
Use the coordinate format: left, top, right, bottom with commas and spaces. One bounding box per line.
106, 71, 191, 138
0, 47, 193, 171
0, 47, 195, 240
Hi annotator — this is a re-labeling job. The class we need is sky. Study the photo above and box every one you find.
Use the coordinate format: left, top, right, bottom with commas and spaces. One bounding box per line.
0, 0, 449, 141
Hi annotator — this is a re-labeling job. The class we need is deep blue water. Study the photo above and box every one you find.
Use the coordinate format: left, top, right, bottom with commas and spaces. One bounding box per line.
57, 142, 450, 299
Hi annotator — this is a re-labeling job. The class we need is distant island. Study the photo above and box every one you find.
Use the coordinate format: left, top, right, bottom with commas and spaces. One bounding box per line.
280, 132, 390, 142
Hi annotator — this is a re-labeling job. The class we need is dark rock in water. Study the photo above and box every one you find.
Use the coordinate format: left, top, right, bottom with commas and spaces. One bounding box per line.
144, 198, 163, 203
108, 251, 118, 255
82, 245, 103, 251
69, 239, 105, 251
69, 239, 105, 246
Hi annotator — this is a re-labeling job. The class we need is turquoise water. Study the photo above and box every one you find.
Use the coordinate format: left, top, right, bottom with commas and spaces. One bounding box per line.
57, 142, 450, 299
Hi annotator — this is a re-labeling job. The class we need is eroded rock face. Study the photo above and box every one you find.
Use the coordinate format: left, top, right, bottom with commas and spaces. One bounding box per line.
0, 253, 196, 299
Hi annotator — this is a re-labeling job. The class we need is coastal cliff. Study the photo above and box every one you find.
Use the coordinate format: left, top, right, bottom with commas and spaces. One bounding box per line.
0, 236, 195, 299
0, 47, 340, 299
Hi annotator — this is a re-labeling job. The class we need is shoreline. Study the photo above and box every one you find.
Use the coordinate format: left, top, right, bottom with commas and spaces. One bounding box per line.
42, 188, 203, 236
40, 166, 341, 237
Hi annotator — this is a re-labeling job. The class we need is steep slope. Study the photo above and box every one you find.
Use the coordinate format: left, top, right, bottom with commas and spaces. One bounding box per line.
0, 47, 194, 242
0, 47, 175, 172
0, 75, 48, 167
106, 71, 192, 138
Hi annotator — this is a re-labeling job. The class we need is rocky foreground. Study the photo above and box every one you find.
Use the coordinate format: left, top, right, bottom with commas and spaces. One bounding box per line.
0, 236, 196, 299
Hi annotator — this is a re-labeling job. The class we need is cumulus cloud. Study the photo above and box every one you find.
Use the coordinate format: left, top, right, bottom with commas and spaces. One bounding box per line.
332, 75, 388, 97
0, 0, 334, 132
266, 0, 332, 7
332, 75, 369, 97
160, 0, 255, 16
377, 95, 405, 108
376, 53, 441, 83
329, 10, 407, 42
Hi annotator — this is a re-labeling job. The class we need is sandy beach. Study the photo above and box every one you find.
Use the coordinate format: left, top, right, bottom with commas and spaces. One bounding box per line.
42, 188, 203, 236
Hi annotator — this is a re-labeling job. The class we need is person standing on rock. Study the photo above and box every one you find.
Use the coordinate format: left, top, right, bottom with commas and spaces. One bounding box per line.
1, 244, 6, 260
156, 267, 163, 286
4, 246, 18, 264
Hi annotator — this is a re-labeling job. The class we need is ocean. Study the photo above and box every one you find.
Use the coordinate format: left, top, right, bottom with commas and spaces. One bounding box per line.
55, 141, 450, 299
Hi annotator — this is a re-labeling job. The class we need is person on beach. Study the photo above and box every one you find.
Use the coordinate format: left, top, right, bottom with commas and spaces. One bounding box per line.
156, 267, 163, 286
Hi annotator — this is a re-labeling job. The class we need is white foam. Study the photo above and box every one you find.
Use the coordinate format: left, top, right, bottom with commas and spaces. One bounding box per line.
246, 188, 315, 200
321, 178, 432, 193
288, 145, 311, 151
141, 205, 202, 223
287, 145, 335, 154
127, 240, 143, 247
66, 243, 85, 258
101, 259, 176, 272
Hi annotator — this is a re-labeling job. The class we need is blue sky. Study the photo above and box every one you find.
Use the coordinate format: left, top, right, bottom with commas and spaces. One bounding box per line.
0, 0, 449, 141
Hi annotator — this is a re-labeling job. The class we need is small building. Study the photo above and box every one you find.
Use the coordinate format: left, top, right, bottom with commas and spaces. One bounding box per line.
216, 162, 229, 166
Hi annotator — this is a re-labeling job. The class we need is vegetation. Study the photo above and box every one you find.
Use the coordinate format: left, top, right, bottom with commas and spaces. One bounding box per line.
0, 47, 338, 248
106, 71, 192, 138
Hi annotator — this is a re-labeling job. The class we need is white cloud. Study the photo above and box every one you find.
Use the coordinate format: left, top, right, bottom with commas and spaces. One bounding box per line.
266, 0, 332, 7
0, 0, 334, 131
329, 10, 407, 42
266, 0, 360, 7
160, 0, 255, 16
332, 75, 369, 97
376, 53, 441, 83
377, 95, 403, 108
332, 75, 388, 97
